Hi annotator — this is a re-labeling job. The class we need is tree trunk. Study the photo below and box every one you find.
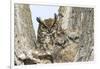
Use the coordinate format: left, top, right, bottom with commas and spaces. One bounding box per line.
58, 6, 94, 62
14, 4, 37, 65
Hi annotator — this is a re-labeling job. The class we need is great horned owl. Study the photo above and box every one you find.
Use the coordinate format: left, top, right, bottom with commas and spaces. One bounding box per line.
53, 27, 81, 62
36, 14, 58, 53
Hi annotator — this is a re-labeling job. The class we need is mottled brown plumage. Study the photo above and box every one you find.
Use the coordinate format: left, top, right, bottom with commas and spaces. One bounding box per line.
36, 13, 58, 54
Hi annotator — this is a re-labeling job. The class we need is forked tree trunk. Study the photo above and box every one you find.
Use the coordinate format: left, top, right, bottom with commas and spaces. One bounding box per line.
14, 4, 94, 65
58, 6, 94, 61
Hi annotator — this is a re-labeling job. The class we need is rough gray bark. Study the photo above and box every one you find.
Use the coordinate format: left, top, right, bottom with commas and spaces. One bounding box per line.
14, 4, 37, 65
14, 4, 53, 65
58, 6, 94, 62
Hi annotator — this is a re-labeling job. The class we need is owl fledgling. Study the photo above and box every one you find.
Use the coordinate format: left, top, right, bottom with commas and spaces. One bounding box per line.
53, 27, 81, 62
36, 13, 58, 53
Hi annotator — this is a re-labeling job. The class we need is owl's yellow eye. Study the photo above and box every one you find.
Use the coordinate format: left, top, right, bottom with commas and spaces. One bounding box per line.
40, 25, 48, 32
41, 28, 47, 31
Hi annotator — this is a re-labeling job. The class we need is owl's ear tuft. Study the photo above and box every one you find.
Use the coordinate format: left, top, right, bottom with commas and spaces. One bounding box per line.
51, 13, 58, 28
36, 17, 43, 24
54, 13, 58, 23
36, 17, 47, 28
